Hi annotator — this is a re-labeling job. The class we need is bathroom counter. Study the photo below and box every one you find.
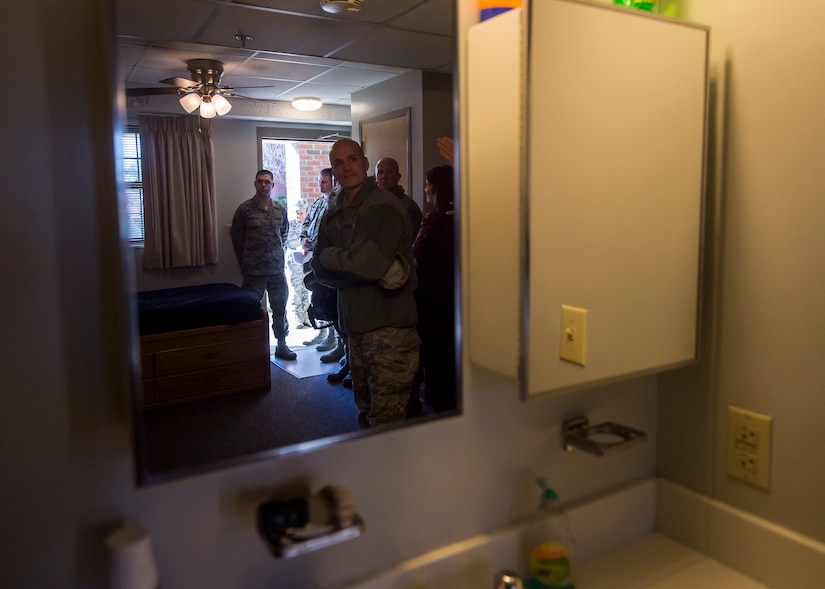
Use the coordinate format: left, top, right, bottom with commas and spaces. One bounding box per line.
577, 532, 769, 588
345, 531, 770, 589
344, 480, 775, 589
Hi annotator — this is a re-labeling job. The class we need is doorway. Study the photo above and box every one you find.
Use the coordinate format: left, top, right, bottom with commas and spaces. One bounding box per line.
261, 138, 336, 375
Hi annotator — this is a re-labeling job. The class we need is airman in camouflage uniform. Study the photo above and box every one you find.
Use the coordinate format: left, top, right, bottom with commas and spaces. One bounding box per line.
374, 157, 423, 233
301, 168, 343, 354
286, 196, 311, 328
230, 169, 296, 360
311, 140, 419, 428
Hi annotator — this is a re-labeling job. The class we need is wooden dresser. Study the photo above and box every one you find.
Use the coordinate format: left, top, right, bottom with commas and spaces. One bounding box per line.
140, 310, 271, 408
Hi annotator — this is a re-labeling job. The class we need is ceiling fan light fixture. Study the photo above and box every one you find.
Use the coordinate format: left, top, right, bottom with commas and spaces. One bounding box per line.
320, 0, 365, 14
199, 99, 218, 119
179, 92, 201, 113
212, 93, 233, 116
292, 96, 323, 112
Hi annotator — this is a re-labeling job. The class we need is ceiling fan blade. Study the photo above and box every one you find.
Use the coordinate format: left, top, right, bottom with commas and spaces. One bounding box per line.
126, 87, 182, 97
159, 76, 197, 88
221, 92, 274, 101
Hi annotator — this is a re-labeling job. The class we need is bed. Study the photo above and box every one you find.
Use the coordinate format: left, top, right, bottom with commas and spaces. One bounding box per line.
138, 283, 271, 408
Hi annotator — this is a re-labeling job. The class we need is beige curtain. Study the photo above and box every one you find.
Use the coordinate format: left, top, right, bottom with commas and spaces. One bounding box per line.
139, 115, 218, 269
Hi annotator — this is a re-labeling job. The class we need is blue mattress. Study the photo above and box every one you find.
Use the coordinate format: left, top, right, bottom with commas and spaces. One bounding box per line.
137, 283, 263, 336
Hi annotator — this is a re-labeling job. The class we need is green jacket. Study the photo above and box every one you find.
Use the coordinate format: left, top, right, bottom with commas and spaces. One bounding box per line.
312, 178, 418, 335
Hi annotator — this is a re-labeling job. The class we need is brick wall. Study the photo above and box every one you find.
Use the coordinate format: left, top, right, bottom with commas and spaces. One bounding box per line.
297, 142, 333, 207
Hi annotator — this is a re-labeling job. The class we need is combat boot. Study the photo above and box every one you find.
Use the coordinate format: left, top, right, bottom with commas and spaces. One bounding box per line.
303, 327, 327, 346
316, 328, 337, 352
274, 340, 297, 361
326, 361, 349, 383
319, 337, 344, 363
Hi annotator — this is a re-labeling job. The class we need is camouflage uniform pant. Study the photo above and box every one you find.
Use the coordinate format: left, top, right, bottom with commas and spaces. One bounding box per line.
287, 256, 309, 322
348, 326, 420, 429
242, 273, 289, 339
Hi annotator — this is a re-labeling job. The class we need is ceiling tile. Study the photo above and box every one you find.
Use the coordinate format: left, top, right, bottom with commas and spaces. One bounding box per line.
225, 58, 333, 83
276, 81, 363, 101
117, 0, 455, 108
310, 65, 400, 87
391, 0, 455, 37
245, 0, 429, 24
196, 6, 375, 59
333, 29, 453, 70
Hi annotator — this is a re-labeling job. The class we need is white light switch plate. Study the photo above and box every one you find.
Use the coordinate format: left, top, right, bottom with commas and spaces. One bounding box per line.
560, 305, 588, 366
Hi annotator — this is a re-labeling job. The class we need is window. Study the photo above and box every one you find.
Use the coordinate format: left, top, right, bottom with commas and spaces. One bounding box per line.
121, 129, 144, 241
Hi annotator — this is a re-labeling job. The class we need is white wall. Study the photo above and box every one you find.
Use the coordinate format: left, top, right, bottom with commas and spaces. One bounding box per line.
2, 1, 658, 587
658, 0, 825, 549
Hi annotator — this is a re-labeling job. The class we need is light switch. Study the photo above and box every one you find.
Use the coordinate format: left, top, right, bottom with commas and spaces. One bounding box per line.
560, 305, 588, 366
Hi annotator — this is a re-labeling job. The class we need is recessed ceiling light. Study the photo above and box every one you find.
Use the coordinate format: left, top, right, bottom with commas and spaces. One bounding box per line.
320, 0, 365, 14
292, 97, 323, 112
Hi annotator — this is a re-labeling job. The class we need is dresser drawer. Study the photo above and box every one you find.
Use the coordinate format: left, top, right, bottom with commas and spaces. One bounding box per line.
152, 359, 270, 404
153, 337, 266, 377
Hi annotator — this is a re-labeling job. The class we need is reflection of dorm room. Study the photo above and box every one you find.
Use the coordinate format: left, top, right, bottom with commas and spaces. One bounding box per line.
136, 138, 365, 481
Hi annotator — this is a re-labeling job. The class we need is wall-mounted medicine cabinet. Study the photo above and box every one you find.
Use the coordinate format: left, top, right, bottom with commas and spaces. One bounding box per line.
467, 0, 709, 398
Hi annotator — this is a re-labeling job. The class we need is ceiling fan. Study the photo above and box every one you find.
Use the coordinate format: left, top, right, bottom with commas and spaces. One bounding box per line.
127, 59, 237, 118
126, 58, 327, 117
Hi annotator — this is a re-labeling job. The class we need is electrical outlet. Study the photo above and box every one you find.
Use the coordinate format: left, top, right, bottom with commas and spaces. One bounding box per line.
726, 406, 773, 490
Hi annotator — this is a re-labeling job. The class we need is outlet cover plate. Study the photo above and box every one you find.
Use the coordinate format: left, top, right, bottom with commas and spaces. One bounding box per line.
726, 405, 772, 490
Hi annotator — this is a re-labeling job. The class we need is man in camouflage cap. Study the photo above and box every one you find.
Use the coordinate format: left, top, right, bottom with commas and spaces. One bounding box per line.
231, 169, 296, 361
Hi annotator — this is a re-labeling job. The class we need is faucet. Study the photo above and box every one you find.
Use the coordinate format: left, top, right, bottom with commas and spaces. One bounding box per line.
493, 570, 524, 589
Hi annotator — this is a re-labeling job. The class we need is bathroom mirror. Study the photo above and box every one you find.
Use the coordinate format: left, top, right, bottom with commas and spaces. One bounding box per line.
118, 0, 460, 485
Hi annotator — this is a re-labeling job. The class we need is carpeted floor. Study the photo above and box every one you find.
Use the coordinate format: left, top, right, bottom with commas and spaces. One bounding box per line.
140, 357, 360, 478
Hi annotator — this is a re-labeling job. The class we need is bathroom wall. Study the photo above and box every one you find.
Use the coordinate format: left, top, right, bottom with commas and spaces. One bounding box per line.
657, 0, 825, 549
8, 0, 822, 587
3, 1, 658, 588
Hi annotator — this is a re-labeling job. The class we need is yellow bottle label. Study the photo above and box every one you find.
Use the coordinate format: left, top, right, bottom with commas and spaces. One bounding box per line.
529, 542, 572, 587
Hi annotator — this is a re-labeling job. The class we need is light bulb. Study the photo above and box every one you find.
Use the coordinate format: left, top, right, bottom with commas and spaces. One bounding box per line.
212, 94, 232, 116
199, 100, 217, 119
179, 92, 201, 113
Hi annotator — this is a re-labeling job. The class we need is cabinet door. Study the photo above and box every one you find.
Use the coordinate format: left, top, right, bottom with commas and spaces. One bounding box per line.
467, 2, 708, 397
526, 0, 708, 396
